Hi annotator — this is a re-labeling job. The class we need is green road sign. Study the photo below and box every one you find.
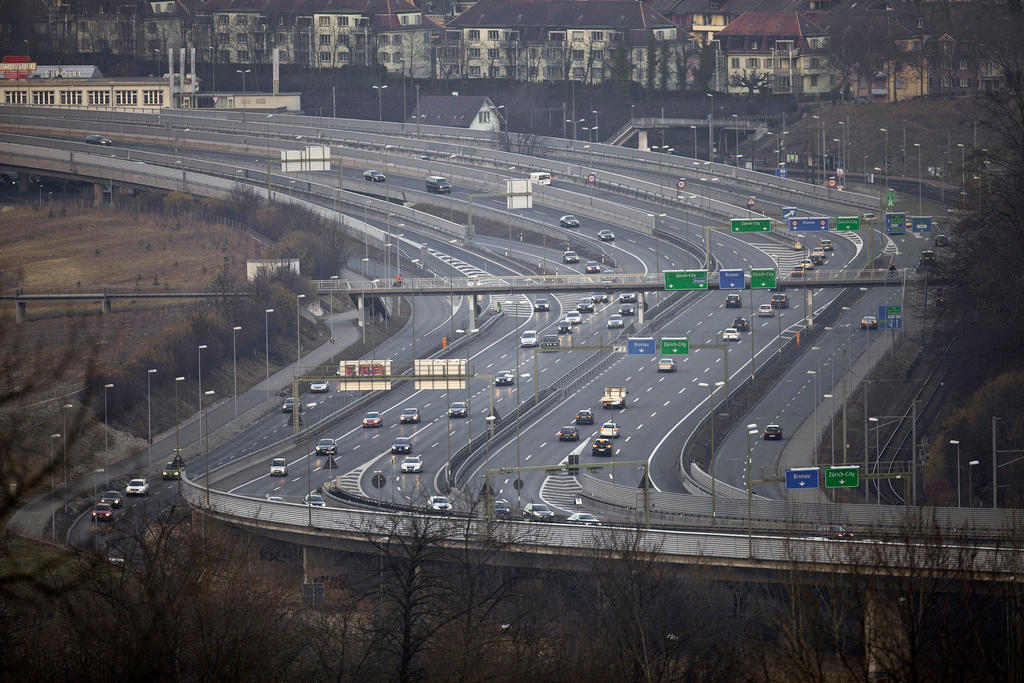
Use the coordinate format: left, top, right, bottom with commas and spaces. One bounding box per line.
660, 337, 689, 355
824, 466, 860, 489
836, 216, 861, 231
885, 189, 896, 207
664, 270, 708, 290
886, 305, 901, 316
750, 268, 777, 290
731, 218, 771, 233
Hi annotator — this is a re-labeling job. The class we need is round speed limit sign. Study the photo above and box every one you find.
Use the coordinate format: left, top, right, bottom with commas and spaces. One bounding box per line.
677, 178, 687, 190
587, 173, 596, 183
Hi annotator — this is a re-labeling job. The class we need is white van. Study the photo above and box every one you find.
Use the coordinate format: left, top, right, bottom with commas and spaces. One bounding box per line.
529, 171, 552, 185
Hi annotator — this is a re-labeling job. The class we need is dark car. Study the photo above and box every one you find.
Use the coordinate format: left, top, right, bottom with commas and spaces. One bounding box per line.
732, 317, 750, 332
725, 293, 742, 308
400, 407, 421, 424
592, 438, 614, 456
591, 292, 609, 303
861, 315, 879, 330
919, 250, 936, 267
540, 335, 560, 348
597, 229, 615, 241
495, 370, 515, 386
363, 169, 386, 182
558, 425, 580, 441
563, 250, 580, 264
315, 438, 337, 455
620, 292, 638, 303
494, 500, 511, 518
817, 524, 854, 539
618, 303, 636, 316
556, 320, 572, 334
281, 397, 297, 413
576, 409, 594, 425
771, 294, 789, 309
559, 214, 581, 228
533, 299, 550, 312
934, 234, 949, 247
85, 134, 112, 145
448, 402, 468, 418
763, 424, 783, 440
391, 437, 411, 454
162, 456, 186, 480
584, 261, 601, 274
100, 490, 123, 509
91, 502, 114, 522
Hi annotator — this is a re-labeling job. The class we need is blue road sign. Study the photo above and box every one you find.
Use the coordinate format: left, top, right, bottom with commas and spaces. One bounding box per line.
885, 213, 906, 234
910, 216, 932, 232
776, 168, 789, 179
786, 467, 820, 490
718, 269, 745, 290
626, 337, 657, 355
789, 217, 830, 232
782, 206, 798, 219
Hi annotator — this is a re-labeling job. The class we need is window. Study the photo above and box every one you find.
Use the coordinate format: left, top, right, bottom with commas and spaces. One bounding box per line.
380, 52, 390, 62
142, 89, 164, 105
469, 65, 481, 76
393, 52, 403, 62
337, 16, 348, 26
959, 60, 967, 70
378, 34, 389, 45
468, 29, 479, 41
548, 31, 565, 42
746, 58, 758, 68
238, 50, 249, 61
32, 90, 56, 105
392, 35, 402, 46
60, 90, 82, 105
572, 49, 584, 60
337, 52, 349, 63
572, 31, 584, 41
320, 51, 331, 61
479, 111, 490, 123
942, 76, 951, 87
507, 31, 519, 42
593, 67, 604, 80
217, 14, 228, 24
545, 66, 561, 79
219, 50, 230, 61
237, 33, 248, 44
573, 67, 585, 79
318, 16, 330, 26
591, 31, 603, 42
337, 34, 348, 45
809, 74, 818, 87
488, 65, 498, 78
959, 77, 968, 87
488, 30, 499, 40
320, 34, 331, 45
731, 57, 739, 68
810, 57, 819, 68
114, 89, 137, 105
592, 50, 603, 60
468, 48, 480, 58
916, 17, 924, 28
4, 91, 27, 104
217, 32, 229, 43
280, 51, 290, 61
87, 90, 109, 105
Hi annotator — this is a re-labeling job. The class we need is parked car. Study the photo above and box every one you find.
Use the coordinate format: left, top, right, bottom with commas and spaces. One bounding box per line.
597, 229, 615, 241
401, 455, 423, 473
400, 407, 421, 424
566, 512, 601, 526
558, 425, 580, 441
91, 502, 114, 522
559, 214, 581, 228
270, 458, 288, 476
125, 479, 149, 496
362, 412, 382, 428
316, 438, 337, 455
523, 503, 554, 520
363, 169, 386, 182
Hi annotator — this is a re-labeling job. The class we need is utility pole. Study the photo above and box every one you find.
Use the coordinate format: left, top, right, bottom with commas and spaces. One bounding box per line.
911, 399, 917, 506
993, 416, 999, 509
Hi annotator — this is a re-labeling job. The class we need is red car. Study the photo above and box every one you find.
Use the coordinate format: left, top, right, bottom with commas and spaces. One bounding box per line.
362, 411, 383, 428
92, 502, 114, 522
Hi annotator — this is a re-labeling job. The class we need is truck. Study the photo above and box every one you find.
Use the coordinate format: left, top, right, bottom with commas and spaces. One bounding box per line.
601, 386, 627, 409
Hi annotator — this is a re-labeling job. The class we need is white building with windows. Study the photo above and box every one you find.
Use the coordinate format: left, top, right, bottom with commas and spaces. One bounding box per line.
1, 73, 183, 110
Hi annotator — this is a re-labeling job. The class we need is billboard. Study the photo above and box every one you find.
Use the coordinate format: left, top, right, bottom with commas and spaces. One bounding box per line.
337, 360, 392, 390
414, 359, 466, 390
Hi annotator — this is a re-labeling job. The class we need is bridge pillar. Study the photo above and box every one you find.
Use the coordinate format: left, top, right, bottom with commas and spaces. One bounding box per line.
301, 546, 350, 604
102, 297, 112, 315
804, 288, 814, 329
93, 182, 105, 206
17, 173, 30, 193
637, 130, 649, 152
469, 295, 477, 330
15, 300, 26, 323
637, 293, 645, 325
356, 296, 365, 327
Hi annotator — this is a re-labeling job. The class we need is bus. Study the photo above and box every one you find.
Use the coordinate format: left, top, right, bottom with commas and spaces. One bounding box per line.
529, 171, 552, 185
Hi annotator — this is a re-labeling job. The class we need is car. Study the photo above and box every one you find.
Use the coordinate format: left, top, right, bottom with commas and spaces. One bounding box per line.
556, 320, 572, 334
400, 407, 421, 424
281, 397, 297, 413
816, 524, 854, 539
562, 250, 580, 263
309, 380, 329, 393
523, 503, 554, 520
771, 294, 789, 309
566, 512, 601, 526
265, 495, 286, 503
732, 317, 750, 332
592, 438, 614, 456
934, 234, 949, 247
861, 315, 879, 330
533, 298, 550, 312
618, 303, 636, 316
763, 424, 783, 440
722, 327, 740, 342
85, 134, 112, 145
400, 455, 422, 473
919, 250, 936, 267
600, 422, 619, 438
810, 252, 825, 266
565, 311, 582, 325
757, 304, 774, 317
448, 402, 468, 418
585, 261, 601, 274
362, 412, 382, 427
125, 479, 149, 496
558, 425, 580, 441
493, 500, 511, 518
495, 370, 515, 385
811, 247, 826, 260
391, 437, 411, 454
91, 502, 114, 522
820, 239, 834, 251
559, 214, 581, 228
315, 438, 337, 455
304, 493, 327, 507
607, 315, 624, 328
658, 358, 676, 372
362, 169, 386, 182
576, 409, 594, 425
620, 292, 637, 303
597, 229, 615, 241
100, 490, 123, 508
790, 264, 805, 277
540, 334, 560, 348
862, 213, 878, 223
725, 293, 742, 308
591, 292, 610, 303
520, 330, 539, 347
801, 260, 815, 271
577, 297, 595, 312
162, 456, 185, 480
270, 458, 288, 476
429, 495, 452, 512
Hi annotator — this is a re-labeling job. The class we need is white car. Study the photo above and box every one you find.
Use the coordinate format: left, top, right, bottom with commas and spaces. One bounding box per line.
757, 304, 774, 317
310, 380, 329, 393
305, 493, 327, 507
265, 495, 286, 503
722, 327, 740, 342
658, 358, 676, 372
607, 315, 624, 328
566, 512, 601, 526
125, 478, 149, 496
520, 330, 539, 347
270, 458, 288, 476
428, 495, 452, 512
600, 422, 620, 438
401, 455, 423, 473
565, 311, 583, 325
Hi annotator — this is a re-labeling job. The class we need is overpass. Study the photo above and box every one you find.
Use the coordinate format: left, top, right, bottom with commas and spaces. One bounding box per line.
605, 116, 769, 150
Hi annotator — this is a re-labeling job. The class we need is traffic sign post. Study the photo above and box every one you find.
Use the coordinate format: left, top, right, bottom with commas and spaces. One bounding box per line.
885, 189, 896, 207
782, 207, 798, 220
660, 337, 689, 355
836, 216, 861, 231
626, 337, 657, 355
824, 465, 860, 489
910, 215, 932, 232
718, 269, 745, 290
785, 467, 820, 490
677, 178, 687, 190
789, 217, 830, 232
750, 268, 777, 290
664, 270, 708, 290
587, 172, 596, 183
730, 218, 771, 233
878, 305, 902, 330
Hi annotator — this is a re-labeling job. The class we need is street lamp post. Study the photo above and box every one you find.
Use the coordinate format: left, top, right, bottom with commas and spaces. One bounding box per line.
914, 142, 922, 214
869, 416, 880, 504
204, 389, 214, 507
103, 382, 113, 487
232, 326, 241, 417
197, 344, 207, 445
690, 124, 698, 159
174, 376, 185, 462
147, 368, 157, 468
372, 84, 388, 122
706, 93, 714, 161
968, 460, 980, 507
699, 380, 725, 518
746, 424, 758, 556
49, 433, 60, 541
235, 68, 250, 122
296, 294, 306, 362
62, 402, 72, 508
950, 439, 962, 507
264, 308, 274, 399
881, 127, 890, 199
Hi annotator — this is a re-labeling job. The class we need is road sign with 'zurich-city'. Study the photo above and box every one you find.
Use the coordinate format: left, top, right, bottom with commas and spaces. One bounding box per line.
836, 216, 861, 231
718, 269, 745, 290
660, 337, 689, 355
626, 337, 657, 355
750, 268, 777, 290
824, 465, 860, 489
789, 217, 830, 232
730, 218, 771, 233
785, 467, 820, 490
664, 270, 708, 290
